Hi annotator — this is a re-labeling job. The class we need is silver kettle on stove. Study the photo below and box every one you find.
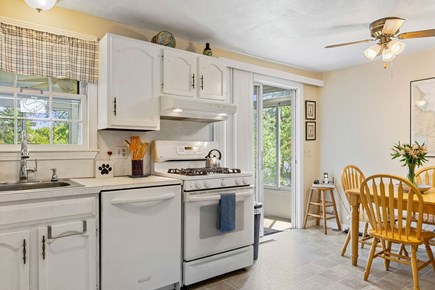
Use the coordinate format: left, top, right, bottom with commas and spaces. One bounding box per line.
205, 149, 222, 168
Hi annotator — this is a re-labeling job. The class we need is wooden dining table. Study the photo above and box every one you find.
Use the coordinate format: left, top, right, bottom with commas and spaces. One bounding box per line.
345, 187, 435, 266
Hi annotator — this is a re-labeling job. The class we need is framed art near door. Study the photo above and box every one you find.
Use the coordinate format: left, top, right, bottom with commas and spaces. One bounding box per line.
306, 121, 316, 141
305, 101, 316, 120
410, 77, 435, 156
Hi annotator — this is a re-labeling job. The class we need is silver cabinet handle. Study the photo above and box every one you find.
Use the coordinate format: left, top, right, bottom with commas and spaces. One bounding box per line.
48, 220, 87, 240
110, 193, 176, 205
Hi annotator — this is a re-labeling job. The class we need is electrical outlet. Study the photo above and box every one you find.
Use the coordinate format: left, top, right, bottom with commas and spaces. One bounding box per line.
116, 146, 128, 159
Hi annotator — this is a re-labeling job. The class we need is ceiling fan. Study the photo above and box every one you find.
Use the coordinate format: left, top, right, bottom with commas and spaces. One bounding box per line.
325, 17, 435, 62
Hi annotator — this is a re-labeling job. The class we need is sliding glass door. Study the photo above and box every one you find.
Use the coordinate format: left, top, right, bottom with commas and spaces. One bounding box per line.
254, 84, 296, 233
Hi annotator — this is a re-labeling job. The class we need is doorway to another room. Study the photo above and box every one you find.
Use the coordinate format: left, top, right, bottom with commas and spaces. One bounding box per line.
253, 84, 296, 236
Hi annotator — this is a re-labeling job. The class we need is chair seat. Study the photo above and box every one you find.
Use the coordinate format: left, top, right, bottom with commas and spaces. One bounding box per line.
369, 228, 435, 245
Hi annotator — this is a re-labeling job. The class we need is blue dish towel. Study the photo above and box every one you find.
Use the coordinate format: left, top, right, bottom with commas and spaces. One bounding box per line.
217, 193, 236, 233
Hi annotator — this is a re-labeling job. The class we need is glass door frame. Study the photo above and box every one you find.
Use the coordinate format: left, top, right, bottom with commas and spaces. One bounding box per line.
253, 74, 304, 229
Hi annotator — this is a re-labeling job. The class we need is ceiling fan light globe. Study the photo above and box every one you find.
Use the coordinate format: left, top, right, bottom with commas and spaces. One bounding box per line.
364, 44, 381, 60
389, 40, 405, 55
382, 47, 396, 62
24, 0, 57, 11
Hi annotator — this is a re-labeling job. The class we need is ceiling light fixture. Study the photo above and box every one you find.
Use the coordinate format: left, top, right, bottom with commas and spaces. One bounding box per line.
24, 0, 57, 12
363, 40, 405, 63
363, 44, 381, 60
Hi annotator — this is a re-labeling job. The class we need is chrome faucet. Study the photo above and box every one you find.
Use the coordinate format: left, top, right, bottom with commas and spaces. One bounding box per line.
19, 131, 37, 182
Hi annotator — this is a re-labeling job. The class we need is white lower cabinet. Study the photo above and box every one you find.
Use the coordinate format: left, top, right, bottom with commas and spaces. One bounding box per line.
38, 219, 96, 290
0, 196, 97, 290
0, 230, 30, 290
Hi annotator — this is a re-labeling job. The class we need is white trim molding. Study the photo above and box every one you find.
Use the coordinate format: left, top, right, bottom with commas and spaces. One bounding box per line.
0, 150, 98, 161
226, 58, 324, 88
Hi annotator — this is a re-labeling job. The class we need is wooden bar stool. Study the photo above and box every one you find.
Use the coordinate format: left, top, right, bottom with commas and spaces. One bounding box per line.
303, 185, 341, 234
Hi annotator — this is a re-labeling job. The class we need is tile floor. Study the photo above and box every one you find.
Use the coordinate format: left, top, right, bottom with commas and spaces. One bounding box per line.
188, 227, 435, 290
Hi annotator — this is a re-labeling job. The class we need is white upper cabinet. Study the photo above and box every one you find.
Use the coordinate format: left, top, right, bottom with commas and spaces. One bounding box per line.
162, 49, 227, 101
99, 34, 160, 130
162, 49, 197, 98
197, 56, 227, 101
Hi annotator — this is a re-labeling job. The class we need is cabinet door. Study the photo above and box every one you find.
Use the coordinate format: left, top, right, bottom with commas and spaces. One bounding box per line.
163, 49, 197, 97
198, 56, 227, 101
0, 230, 30, 290
109, 36, 160, 130
38, 219, 96, 290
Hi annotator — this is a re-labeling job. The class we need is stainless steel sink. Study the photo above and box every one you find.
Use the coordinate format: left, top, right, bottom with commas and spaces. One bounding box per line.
0, 179, 83, 192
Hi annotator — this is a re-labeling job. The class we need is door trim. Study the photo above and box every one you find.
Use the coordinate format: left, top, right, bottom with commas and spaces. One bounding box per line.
253, 74, 304, 229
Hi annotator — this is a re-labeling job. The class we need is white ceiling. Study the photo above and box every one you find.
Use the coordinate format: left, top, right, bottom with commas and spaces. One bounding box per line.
58, 0, 435, 72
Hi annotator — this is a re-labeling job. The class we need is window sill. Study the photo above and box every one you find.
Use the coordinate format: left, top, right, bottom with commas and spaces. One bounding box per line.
0, 150, 98, 161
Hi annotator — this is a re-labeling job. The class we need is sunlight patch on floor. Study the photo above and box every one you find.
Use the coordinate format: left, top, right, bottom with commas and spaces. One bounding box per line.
264, 216, 291, 231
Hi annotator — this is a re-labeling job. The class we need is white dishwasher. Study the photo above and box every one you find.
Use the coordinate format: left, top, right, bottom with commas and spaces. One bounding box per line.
100, 185, 181, 290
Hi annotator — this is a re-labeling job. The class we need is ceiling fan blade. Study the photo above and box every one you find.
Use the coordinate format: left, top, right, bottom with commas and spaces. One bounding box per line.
325, 39, 373, 48
382, 18, 405, 35
397, 29, 435, 39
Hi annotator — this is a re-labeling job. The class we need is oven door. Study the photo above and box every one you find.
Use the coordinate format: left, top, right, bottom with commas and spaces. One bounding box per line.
183, 186, 254, 261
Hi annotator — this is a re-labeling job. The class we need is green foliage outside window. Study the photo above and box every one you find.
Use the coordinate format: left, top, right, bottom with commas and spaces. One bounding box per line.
256, 85, 294, 188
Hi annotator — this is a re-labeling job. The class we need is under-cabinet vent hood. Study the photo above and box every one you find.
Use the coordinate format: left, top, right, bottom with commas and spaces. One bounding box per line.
160, 95, 237, 122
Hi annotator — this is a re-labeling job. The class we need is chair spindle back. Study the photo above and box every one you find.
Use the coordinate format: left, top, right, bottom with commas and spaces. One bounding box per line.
360, 174, 424, 241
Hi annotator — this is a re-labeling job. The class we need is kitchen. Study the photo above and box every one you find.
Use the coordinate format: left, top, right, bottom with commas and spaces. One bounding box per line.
1, 0, 435, 289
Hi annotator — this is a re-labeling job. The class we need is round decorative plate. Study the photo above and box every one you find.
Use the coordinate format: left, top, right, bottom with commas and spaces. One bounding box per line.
152, 31, 176, 48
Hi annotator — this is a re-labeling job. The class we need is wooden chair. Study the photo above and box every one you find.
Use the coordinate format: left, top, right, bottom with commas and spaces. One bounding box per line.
360, 174, 435, 290
340, 165, 372, 256
416, 166, 435, 225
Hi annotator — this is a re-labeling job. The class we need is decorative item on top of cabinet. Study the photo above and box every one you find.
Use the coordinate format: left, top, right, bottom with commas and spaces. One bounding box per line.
162, 48, 227, 101
151, 31, 176, 48
98, 33, 160, 130
203, 43, 213, 56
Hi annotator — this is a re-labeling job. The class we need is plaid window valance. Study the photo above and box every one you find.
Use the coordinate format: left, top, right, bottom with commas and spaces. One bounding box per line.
0, 22, 98, 83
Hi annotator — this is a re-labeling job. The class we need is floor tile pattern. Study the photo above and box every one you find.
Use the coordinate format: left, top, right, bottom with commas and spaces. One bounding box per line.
188, 227, 435, 290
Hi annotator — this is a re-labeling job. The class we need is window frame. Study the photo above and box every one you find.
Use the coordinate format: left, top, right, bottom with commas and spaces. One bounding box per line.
262, 98, 292, 190
0, 76, 89, 152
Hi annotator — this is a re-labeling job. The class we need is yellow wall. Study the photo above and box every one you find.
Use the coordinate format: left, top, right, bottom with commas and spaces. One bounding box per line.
1, 0, 322, 80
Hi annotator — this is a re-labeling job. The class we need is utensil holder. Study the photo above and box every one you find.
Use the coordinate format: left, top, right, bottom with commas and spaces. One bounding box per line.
131, 160, 143, 177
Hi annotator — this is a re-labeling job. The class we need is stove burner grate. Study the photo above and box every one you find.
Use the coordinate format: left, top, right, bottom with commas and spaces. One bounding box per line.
167, 167, 241, 176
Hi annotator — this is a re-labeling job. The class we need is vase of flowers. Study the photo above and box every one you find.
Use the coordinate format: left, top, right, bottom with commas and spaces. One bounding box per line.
391, 141, 428, 184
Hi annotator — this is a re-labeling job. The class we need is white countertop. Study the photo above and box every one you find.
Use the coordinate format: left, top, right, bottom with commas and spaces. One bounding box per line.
0, 175, 182, 204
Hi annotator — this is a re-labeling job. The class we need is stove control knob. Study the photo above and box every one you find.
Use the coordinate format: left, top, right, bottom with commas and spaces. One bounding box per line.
195, 181, 202, 189
243, 178, 249, 185
204, 181, 211, 188
235, 179, 241, 185
221, 179, 226, 187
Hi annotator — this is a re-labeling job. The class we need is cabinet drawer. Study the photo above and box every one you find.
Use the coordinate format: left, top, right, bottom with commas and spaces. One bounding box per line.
0, 197, 97, 227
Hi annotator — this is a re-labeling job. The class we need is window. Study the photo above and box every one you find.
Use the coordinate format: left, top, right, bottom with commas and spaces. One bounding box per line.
261, 86, 294, 188
0, 70, 86, 146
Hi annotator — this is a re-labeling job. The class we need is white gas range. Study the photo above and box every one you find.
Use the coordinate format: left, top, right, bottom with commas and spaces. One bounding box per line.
152, 141, 255, 286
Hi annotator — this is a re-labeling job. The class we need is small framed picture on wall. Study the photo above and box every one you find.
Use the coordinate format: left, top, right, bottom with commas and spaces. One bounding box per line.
305, 100, 316, 120
306, 121, 316, 141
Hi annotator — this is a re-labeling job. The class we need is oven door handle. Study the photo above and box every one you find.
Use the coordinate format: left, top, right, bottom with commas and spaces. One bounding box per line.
187, 190, 253, 202
110, 193, 176, 205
